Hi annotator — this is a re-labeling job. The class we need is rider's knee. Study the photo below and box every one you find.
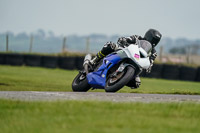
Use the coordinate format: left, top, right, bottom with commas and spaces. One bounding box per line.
134, 76, 141, 88
127, 76, 141, 89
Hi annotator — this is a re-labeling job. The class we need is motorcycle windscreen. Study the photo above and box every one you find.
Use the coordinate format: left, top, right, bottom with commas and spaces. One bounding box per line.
87, 54, 121, 89
138, 40, 152, 54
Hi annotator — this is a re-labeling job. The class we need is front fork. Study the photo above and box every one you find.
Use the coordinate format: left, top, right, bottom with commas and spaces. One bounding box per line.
113, 63, 142, 78
110, 63, 131, 78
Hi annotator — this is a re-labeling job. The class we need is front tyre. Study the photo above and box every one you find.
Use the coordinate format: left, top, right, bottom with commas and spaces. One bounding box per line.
105, 66, 135, 92
72, 72, 91, 92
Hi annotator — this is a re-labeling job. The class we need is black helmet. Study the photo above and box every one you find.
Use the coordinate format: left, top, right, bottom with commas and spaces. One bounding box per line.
144, 29, 162, 47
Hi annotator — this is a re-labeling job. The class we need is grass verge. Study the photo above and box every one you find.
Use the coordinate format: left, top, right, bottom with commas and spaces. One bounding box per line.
0, 99, 200, 133
0, 65, 200, 94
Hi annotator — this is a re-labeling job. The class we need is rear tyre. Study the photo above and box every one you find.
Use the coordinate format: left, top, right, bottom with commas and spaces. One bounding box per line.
72, 72, 91, 92
105, 66, 135, 92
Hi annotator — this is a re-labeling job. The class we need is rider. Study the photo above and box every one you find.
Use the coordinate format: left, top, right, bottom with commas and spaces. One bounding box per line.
90, 29, 162, 89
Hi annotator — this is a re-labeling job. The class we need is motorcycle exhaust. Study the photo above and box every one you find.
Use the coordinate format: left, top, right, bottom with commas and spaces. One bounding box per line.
83, 54, 92, 74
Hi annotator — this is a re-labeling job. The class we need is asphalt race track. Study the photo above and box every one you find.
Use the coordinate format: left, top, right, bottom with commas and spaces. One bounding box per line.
0, 91, 200, 103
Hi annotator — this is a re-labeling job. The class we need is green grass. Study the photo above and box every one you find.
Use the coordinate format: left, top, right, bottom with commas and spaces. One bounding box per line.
119, 78, 200, 94
0, 99, 200, 133
0, 65, 200, 94
0, 65, 73, 91
1, 66, 200, 133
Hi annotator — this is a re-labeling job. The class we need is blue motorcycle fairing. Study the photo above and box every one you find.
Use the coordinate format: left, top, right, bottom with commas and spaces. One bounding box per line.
87, 53, 122, 89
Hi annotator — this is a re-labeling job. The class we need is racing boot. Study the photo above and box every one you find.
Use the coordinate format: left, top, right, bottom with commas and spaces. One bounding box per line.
89, 51, 104, 68
90, 41, 117, 66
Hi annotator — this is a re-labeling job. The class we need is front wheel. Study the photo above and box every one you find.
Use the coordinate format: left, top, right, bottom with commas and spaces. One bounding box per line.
72, 72, 91, 92
105, 66, 135, 92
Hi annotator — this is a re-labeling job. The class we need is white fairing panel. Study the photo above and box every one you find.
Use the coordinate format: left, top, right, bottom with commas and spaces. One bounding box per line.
123, 44, 150, 69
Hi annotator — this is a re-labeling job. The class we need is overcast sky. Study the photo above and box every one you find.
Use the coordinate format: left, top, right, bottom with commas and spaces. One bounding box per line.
0, 0, 200, 39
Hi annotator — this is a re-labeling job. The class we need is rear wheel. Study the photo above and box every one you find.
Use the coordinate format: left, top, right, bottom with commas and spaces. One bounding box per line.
72, 72, 91, 92
105, 66, 135, 92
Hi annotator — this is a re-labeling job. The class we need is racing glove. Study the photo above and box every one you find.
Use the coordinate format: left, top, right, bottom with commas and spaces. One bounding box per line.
117, 37, 128, 47
150, 52, 157, 61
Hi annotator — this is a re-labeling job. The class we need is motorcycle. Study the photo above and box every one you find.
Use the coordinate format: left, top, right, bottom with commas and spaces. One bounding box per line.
72, 40, 152, 92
